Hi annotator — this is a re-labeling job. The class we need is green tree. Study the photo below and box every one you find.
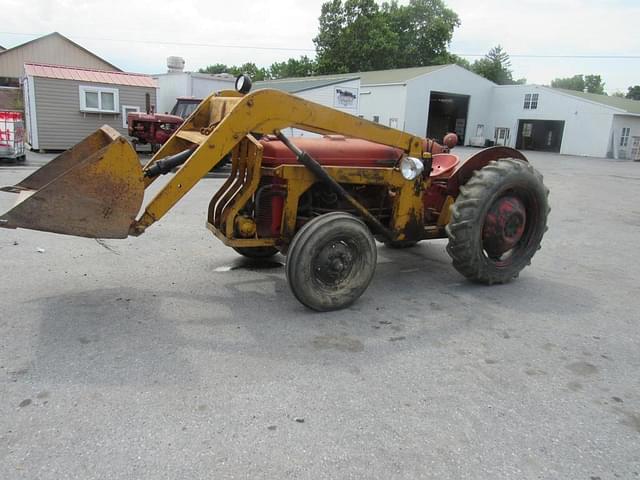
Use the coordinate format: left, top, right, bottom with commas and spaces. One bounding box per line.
446, 53, 471, 69
382, 0, 460, 68
313, 0, 459, 74
611, 91, 625, 98
551, 74, 606, 94
199, 63, 230, 75
199, 62, 269, 81
314, 0, 398, 73
471, 45, 515, 85
626, 85, 640, 100
199, 0, 462, 81
584, 74, 605, 94
313, 0, 346, 73
551, 75, 585, 91
268, 56, 317, 79
234, 63, 268, 81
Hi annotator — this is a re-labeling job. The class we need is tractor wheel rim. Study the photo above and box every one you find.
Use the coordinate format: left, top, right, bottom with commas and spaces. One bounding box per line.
482, 195, 527, 258
313, 239, 355, 287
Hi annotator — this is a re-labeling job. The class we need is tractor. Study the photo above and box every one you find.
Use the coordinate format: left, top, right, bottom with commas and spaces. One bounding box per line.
127, 97, 202, 152
0, 75, 549, 311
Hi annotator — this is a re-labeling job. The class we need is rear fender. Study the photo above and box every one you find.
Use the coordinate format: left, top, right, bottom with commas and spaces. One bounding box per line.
447, 146, 527, 195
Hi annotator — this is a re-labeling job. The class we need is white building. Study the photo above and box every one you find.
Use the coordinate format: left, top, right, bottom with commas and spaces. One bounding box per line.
255, 75, 360, 137
253, 65, 640, 160
153, 57, 234, 114
489, 85, 640, 159
356, 65, 494, 145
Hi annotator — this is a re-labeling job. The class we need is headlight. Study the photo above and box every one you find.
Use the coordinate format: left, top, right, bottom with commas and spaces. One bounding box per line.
399, 156, 424, 180
235, 74, 252, 94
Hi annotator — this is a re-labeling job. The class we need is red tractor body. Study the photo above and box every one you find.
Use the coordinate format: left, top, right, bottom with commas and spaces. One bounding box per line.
127, 98, 202, 152
254, 134, 467, 239
127, 112, 183, 151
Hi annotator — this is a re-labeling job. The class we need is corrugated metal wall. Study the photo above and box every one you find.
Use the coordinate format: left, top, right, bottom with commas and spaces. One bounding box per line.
154, 73, 190, 114
33, 76, 156, 150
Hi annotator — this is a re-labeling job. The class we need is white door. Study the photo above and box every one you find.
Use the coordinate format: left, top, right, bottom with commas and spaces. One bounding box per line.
495, 127, 510, 146
631, 137, 640, 161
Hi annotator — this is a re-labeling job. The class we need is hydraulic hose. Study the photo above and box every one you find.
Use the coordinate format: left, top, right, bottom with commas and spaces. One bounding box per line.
275, 130, 394, 241
143, 148, 196, 178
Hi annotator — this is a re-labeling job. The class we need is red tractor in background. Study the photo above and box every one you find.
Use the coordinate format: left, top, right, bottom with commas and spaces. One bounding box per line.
127, 98, 201, 152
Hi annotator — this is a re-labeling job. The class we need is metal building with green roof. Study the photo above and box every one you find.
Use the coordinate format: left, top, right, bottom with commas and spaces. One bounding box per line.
256, 65, 640, 159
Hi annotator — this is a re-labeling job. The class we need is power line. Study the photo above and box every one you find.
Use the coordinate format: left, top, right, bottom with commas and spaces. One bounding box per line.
458, 53, 640, 59
0, 31, 316, 52
1, 31, 638, 58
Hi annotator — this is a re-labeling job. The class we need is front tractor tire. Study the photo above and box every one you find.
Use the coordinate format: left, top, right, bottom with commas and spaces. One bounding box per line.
286, 212, 377, 312
446, 158, 549, 285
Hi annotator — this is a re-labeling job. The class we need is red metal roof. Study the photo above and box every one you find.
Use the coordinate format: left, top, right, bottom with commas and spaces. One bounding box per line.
24, 63, 157, 88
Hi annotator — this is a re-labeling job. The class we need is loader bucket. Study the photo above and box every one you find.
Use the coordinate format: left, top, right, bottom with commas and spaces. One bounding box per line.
0, 126, 144, 238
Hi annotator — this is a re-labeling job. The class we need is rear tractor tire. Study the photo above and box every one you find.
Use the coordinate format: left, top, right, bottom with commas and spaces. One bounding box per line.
446, 158, 549, 285
233, 246, 279, 259
286, 212, 377, 311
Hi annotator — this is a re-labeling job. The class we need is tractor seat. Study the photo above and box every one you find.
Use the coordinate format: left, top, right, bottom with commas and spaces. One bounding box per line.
430, 154, 460, 178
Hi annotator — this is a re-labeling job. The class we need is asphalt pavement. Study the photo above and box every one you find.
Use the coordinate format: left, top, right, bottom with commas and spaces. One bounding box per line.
0, 148, 638, 479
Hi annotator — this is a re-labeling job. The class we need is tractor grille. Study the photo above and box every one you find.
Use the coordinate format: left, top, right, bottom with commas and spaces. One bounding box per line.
207, 135, 267, 239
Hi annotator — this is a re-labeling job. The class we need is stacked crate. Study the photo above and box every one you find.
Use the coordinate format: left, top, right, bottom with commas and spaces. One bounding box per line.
0, 111, 26, 161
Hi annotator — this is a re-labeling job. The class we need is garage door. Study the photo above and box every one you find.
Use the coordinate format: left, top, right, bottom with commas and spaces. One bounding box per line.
516, 120, 565, 153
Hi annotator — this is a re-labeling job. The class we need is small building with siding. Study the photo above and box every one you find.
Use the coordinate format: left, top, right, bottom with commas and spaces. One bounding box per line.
0, 32, 122, 112
23, 63, 157, 151
0, 32, 120, 86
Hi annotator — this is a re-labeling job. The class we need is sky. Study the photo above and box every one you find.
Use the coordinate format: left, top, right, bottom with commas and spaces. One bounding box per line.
1, 0, 638, 94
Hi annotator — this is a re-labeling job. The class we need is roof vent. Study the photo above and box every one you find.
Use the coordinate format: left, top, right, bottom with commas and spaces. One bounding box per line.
167, 56, 185, 73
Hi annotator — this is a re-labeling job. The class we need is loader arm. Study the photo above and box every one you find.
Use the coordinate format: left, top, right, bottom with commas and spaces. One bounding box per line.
132, 89, 427, 234
0, 89, 430, 239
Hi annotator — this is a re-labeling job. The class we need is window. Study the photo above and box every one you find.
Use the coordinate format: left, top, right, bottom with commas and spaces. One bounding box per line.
389, 118, 398, 129
122, 105, 140, 128
620, 127, 630, 147
524, 93, 539, 110
171, 100, 199, 119
530, 93, 539, 109
476, 124, 484, 137
372, 115, 380, 123
79, 85, 119, 113
495, 127, 510, 145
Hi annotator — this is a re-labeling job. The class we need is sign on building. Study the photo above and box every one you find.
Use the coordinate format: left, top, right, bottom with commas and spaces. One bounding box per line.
334, 87, 358, 110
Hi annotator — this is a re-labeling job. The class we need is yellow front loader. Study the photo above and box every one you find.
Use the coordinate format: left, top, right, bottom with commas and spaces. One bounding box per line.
0, 77, 550, 311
